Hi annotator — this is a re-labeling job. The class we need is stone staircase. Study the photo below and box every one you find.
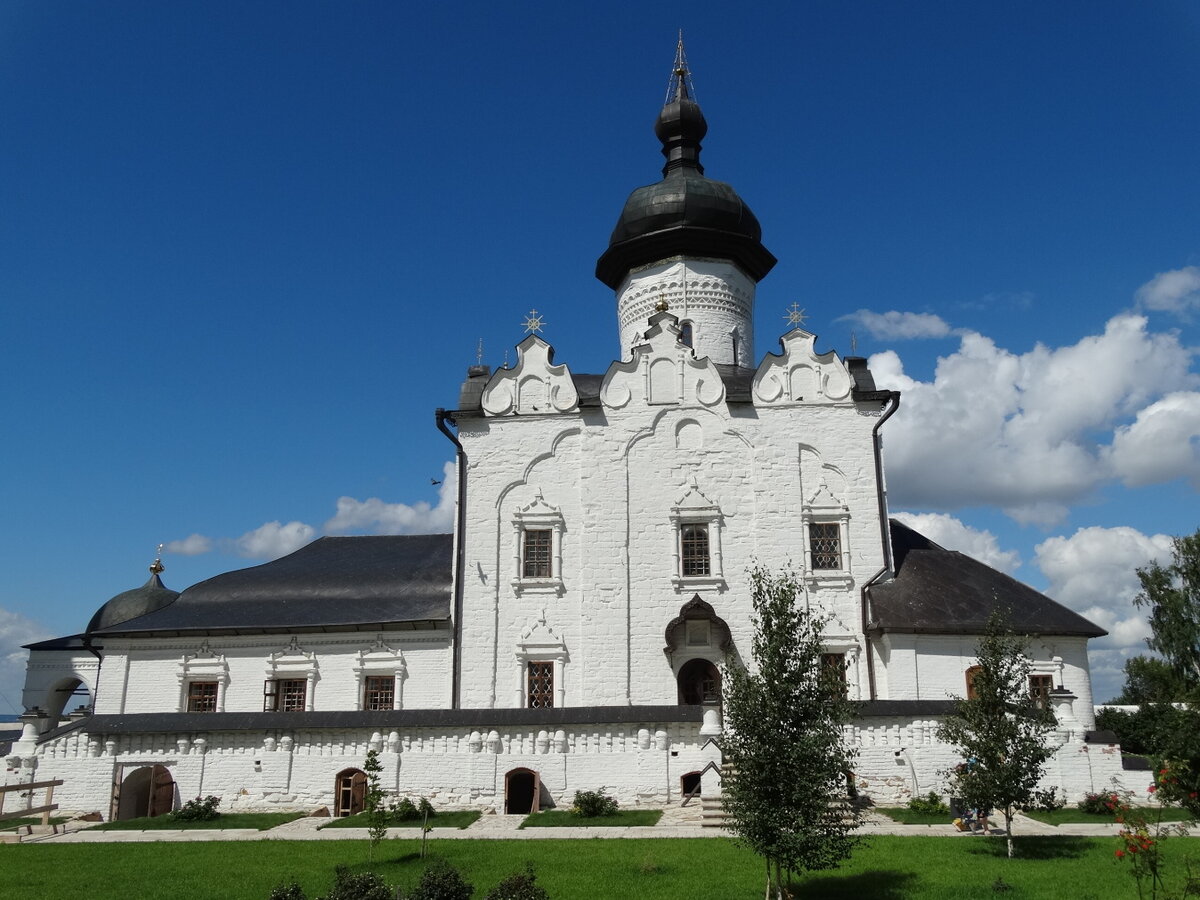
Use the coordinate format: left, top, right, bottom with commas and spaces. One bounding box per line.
699, 763, 858, 828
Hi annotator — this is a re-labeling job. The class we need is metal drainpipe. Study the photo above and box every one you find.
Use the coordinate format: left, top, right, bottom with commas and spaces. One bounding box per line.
861, 391, 901, 701
436, 408, 467, 709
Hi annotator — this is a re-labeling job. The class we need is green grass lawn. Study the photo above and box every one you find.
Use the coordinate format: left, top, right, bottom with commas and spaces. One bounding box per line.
874, 808, 952, 825
6, 836, 1200, 899
519, 809, 664, 828
320, 810, 481, 829
1022, 807, 1195, 826
91, 812, 304, 831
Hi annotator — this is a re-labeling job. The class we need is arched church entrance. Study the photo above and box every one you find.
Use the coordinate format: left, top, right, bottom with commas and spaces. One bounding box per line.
504, 768, 540, 814
677, 658, 721, 705
334, 768, 367, 817
116, 765, 175, 820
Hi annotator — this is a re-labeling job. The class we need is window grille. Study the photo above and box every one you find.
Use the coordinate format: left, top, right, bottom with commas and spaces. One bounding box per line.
681, 524, 710, 576
364, 675, 395, 711
265, 678, 307, 712
522, 529, 553, 578
810, 523, 841, 570
1029, 674, 1053, 709
187, 681, 218, 713
821, 653, 848, 698
527, 661, 554, 708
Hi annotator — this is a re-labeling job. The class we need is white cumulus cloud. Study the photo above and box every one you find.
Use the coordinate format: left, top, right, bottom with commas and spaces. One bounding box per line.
838, 309, 954, 340
1105, 391, 1200, 487
1034, 526, 1175, 701
1135, 266, 1200, 313
231, 521, 316, 559
164, 533, 213, 556
873, 313, 1196, 523
891, 512, 1021, 573
0, 608, 51, 715
324, 463, 455, 535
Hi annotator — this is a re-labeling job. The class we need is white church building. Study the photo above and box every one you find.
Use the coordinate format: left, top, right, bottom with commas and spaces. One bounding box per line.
8, 49, 1122, 821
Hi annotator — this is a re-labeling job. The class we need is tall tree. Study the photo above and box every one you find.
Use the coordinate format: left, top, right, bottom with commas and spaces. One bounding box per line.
1134, 530, 1200, 697
721, 565, 859, 900
1130, 529, 1200, 816
938, 611, 1057, 859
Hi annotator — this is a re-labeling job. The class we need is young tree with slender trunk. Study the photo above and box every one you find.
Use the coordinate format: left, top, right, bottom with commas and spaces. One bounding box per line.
938, 611, 1057, 858
721, 565, 859, 900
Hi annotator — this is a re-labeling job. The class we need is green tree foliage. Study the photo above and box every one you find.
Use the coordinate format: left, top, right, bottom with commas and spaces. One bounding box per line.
1117, 529, 1200, 816
938, 611, 1057, 859
363, 749, 388, 858
721, 565, 859, 900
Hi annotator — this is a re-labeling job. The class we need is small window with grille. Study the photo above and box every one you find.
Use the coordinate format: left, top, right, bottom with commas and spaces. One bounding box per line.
522, 528, 553, 578
264, 678, 307, 712
821, 653, 848, 698
187, 681, 218, 713
965, 665, 982, 701
809, 523, 841, 570
681, 524, 711, 577
364, 675, 395, 711
527, 661, 554, 708
1029, 674, 1053, 709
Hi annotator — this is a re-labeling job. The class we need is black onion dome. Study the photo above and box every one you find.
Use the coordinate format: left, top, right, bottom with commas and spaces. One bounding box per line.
596, 42, 776, 290
86, 565, 179, 634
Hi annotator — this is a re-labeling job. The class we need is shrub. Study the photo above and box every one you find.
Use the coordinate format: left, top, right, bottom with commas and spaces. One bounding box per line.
1028, 787, 1065, 812
321, 867, 393, 900
483, 864, 548, 900
391, 796, 436, 822
172, 795, 221, 821
1079, 791, 1121, 815
572, 788, 618, 818
906, 792, 948, 815
268, 881, 307, 900
405, 859, 473, 900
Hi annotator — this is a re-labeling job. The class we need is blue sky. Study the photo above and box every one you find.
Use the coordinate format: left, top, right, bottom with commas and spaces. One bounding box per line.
2, 1, 1198, 711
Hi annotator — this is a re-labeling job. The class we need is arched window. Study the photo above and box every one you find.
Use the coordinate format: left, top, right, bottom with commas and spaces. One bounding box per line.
680, 321, 694, 348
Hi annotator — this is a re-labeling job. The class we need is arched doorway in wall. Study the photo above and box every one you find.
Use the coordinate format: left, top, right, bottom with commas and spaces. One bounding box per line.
680, 771, 702, 798
677, 658, 721, 706
115, 765, 175, 820
334, 768, 367, 817
43, 676, 93, 724
504, 768, 540, 815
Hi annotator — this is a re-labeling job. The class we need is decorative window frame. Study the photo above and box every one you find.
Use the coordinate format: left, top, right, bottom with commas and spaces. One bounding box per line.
510, 491, 565, 596
265, 637, 318, 712
513, 612, 567, 708
353, 636, 407, 711
176, 641, 230, 713
670, 479, 725, 589
821, 637, 864, 701
801, 481, 851, 587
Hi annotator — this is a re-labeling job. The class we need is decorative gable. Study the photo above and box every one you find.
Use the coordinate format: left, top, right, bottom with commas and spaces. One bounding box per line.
481, 334, 578, 416
752, 329, 853, 405
601, 311, 725, 409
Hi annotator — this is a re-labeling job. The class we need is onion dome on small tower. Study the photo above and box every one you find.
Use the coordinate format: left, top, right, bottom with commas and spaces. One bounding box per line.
85, 550, 179, 634
596, 36, 776, 367
595, 38, 777, 291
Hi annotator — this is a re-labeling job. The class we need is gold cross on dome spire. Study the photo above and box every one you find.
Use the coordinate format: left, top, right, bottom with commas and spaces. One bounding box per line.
522, 309, 546, 334
784, 302, 808, 328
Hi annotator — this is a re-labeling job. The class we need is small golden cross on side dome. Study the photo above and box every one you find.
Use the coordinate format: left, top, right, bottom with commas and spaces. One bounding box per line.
654, 294, 670, 313
522, 309, 545, 334
784, 302, 808, 328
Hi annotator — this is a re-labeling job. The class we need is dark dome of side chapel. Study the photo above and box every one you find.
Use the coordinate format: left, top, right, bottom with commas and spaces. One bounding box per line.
85, 560, 179, 634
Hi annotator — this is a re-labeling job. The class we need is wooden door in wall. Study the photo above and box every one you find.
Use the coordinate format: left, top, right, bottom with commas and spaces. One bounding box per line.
148, 765, 175, 817
335, 768, 367, 817
504, 768, 540, 814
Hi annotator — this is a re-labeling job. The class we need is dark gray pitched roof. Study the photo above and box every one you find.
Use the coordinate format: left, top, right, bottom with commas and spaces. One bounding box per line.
867, 519, 1106, 637
22, 633, 89, 651
90, 534, 453, 637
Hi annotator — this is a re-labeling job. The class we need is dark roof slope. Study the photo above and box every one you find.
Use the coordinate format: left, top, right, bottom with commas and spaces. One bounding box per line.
91, 534, 453, 636
868, 519, 1106, 638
